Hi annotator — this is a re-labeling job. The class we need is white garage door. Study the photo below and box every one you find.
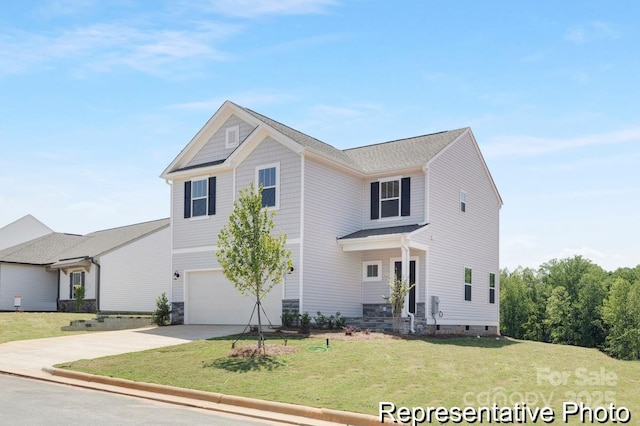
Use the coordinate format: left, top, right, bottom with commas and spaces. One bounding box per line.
186, 270, 282, 325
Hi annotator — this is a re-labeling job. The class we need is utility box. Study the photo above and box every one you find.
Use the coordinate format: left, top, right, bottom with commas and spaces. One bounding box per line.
431, 295, 440, 315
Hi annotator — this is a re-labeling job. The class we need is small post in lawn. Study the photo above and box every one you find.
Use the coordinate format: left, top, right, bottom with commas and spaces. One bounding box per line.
14, 295, 21, 312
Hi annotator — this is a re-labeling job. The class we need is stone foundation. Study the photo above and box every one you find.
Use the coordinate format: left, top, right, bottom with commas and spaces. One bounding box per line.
58, 299, 96, 313
346, 316, 499, 336
171, 302, 184, 325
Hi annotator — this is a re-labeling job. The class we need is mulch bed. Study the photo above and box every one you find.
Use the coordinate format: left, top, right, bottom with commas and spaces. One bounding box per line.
229, 343, 298, 357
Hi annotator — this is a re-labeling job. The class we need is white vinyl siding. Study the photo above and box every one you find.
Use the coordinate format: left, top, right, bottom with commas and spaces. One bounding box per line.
187, 115, 256, 167
303, 157, 362, 317
99, 226, 171, 313
172, 172, 234, 250
424, 131, 500, 326
0, 263, 57, 311
235, 137, 301, 240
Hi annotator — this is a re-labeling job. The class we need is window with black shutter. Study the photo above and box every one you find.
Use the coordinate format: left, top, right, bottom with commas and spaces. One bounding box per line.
184, 177, 216, 218
371, 177, 411, 219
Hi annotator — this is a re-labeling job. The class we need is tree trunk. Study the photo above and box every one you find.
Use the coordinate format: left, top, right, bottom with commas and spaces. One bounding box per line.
256, 297, 265, 354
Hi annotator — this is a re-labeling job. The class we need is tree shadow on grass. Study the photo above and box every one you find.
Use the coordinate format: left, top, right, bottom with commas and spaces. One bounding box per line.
204, 355, 285, 373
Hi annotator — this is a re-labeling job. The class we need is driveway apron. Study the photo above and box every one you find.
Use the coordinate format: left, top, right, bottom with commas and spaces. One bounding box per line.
0, 325, 245, 377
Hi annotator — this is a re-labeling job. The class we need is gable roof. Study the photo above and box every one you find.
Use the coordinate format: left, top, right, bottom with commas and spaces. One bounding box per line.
236, 103, 363, 170
0, 218, 169, 266
162, 101, 487, 180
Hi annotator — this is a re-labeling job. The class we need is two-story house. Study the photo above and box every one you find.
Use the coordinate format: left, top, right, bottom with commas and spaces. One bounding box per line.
161, 101, 502, 335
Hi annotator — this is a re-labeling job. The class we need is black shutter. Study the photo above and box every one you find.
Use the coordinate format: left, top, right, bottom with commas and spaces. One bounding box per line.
69, 274, 73, 299
370, 182, 379, 220
401, 177, 411, 217
81, 271, 85, 287
208, 177, 216, 216
184, 181, 191, 219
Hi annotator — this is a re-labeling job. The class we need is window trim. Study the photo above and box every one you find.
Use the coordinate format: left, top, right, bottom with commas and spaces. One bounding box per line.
191, 178, 208, 217
464, 267, 472, 301
69, 270, 85, 300
378, 176, 402, 220
225, 125, 240, 149
362, 261, 382, 282
255, 163, 280, 210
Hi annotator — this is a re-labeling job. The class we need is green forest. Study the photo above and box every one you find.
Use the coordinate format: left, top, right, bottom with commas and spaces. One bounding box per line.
500, 256, 640, 360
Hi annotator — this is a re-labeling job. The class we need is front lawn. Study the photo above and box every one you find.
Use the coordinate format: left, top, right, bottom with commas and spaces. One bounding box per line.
57, 332, 640, 420
0, 312, 95, 343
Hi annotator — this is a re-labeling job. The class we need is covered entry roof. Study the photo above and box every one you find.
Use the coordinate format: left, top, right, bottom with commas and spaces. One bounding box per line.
337, 224, 429, 252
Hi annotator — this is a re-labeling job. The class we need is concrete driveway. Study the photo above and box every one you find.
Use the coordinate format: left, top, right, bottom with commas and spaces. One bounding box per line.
0, 325, 245, 378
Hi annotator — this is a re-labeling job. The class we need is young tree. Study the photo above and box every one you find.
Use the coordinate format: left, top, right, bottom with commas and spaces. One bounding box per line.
383, 275, 413, 333
217, 183, 292, 350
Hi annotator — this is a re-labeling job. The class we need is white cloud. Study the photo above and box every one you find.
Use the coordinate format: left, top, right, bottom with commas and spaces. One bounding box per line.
484, 127, 640, 158
0, 21, 238, 77
564, 21, 620, 44
197, 0, 339, 18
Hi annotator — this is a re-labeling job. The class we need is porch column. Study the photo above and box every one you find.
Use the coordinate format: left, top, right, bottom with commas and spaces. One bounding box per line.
400, 237, 410, 316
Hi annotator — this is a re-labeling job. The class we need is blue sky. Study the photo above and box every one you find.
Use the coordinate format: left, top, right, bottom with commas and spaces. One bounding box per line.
1, 0, 638, 272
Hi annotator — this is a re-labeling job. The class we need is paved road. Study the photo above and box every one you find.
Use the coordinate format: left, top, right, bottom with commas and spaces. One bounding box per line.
0, 375, 276, 426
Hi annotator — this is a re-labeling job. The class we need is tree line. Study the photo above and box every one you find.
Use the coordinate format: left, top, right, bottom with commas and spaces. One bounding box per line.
500, 256, 640, 360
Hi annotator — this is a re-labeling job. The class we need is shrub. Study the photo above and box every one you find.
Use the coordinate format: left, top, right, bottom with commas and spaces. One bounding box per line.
281, 309, 299, 328
73, 285, 85, 313
152, 292, 172, 326
299, 311, 311, 333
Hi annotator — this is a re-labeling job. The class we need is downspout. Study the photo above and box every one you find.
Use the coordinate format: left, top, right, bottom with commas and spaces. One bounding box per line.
90, 257, 101, 314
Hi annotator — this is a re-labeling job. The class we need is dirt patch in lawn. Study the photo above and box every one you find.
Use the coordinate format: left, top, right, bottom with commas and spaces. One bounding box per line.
230, 343, 299, 357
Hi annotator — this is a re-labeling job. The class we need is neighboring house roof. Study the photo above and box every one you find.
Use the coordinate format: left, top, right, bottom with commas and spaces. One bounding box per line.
0, 218, 170, 266
339, 224, 428, 240
0, 233, 85, 265
54, 218, 170, 261
343, 129, 468, 174
0, 214, 54, 251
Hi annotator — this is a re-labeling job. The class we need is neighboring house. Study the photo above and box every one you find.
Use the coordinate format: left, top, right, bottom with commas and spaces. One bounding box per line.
0, 214, 53, 251
0, 219, 170, 313
161, 101, 502, 334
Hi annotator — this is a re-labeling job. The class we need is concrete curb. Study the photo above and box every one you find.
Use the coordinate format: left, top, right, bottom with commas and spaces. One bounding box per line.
43, 367, 386, 426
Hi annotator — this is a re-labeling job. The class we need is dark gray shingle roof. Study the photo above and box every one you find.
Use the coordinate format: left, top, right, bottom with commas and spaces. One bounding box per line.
343, 129, 467, 174
339, 224, 427, 240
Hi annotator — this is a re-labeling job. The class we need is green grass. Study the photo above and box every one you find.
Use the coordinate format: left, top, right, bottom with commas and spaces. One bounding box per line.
57, 333, 640, 421
0, 312, 96, 343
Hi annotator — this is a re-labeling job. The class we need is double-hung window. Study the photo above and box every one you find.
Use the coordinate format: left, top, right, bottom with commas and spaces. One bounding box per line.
370, 177, 411, 219
183, 177, 216, 218
191, 179, 208, 217
257, 164, 279, 209
380, 180, 400, 218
